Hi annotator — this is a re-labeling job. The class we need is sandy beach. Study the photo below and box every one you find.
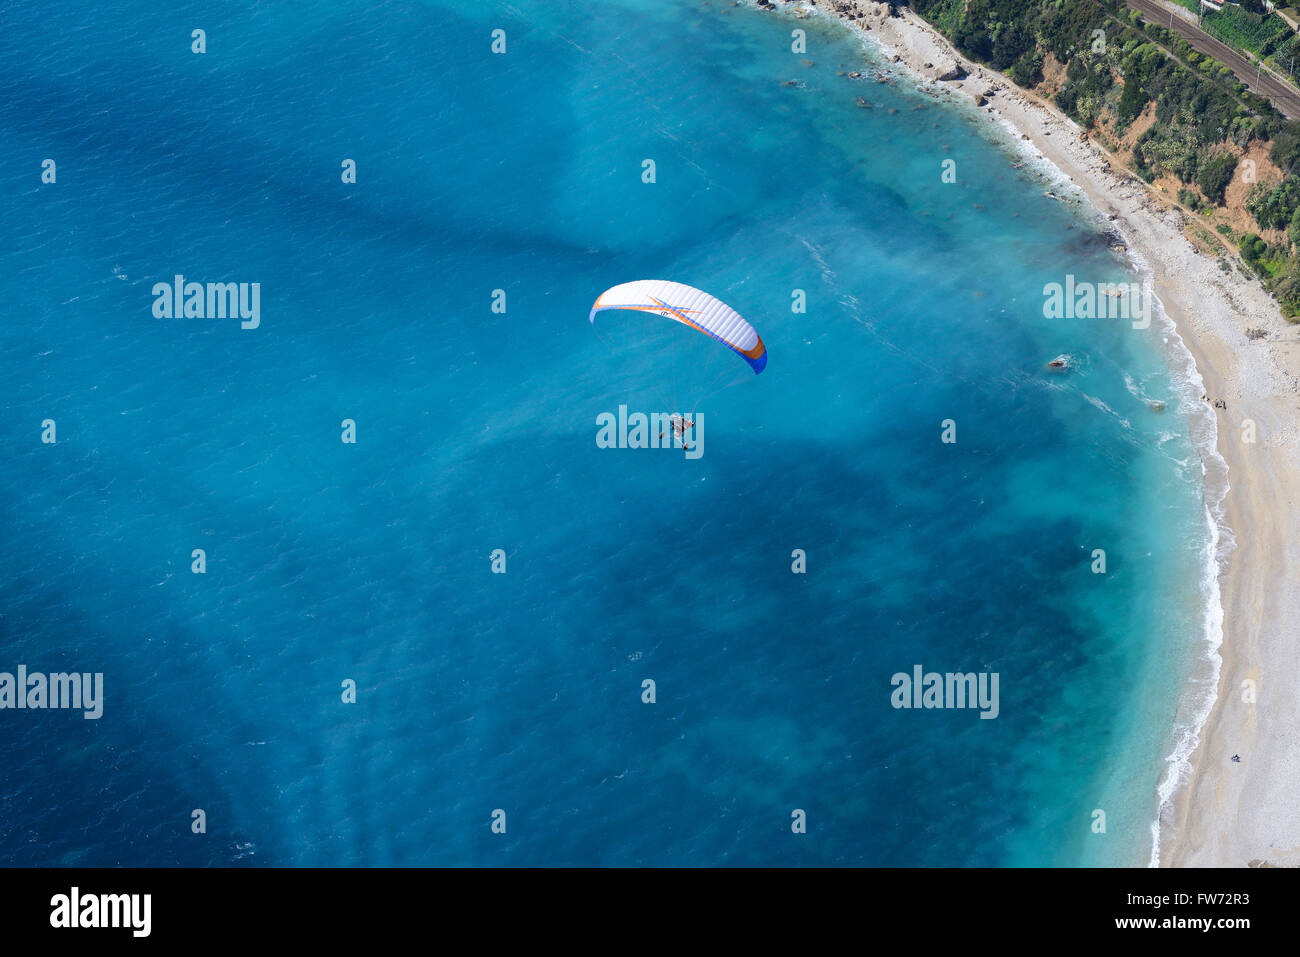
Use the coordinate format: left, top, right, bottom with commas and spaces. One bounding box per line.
763, 0, 1300, 866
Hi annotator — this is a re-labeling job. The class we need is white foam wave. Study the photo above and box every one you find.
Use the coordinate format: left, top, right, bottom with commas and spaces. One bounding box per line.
1131, 264, 1233, 870
1081, 391, 1132, 430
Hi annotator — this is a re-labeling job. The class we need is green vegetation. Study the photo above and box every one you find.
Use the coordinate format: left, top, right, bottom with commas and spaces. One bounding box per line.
1268, 121, 1300, 174
1240, 230, 1289, 277
1202, 6, 1290, 57
1057, 54, 1114, 126
904, 0, 1300, 316
1198, 152, 1238, 202
1246, 179, 1300, 228
1117, 43, 1161, 125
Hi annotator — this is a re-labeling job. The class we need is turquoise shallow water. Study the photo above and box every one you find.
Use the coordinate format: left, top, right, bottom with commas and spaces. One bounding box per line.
0, 0, 1212, 865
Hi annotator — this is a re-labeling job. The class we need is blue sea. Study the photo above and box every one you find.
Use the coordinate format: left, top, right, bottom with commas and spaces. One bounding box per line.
0, 0, 1220, 866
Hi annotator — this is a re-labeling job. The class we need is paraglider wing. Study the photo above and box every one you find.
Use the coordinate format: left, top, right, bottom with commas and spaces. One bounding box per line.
589, 280, 767, 374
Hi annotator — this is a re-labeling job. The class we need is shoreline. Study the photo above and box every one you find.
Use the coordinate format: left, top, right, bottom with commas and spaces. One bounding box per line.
764, 0, 1300, 865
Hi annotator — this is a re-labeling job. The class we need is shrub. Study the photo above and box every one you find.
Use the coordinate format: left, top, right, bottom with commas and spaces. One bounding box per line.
1197, 153, 1238, 204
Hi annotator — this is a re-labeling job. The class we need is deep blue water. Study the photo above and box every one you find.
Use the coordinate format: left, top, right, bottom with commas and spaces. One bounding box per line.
0, 0, 1212, 865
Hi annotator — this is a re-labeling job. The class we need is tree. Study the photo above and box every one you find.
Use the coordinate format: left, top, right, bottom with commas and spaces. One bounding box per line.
1197, 153, 1238, 205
